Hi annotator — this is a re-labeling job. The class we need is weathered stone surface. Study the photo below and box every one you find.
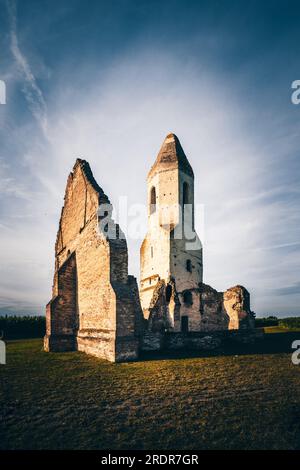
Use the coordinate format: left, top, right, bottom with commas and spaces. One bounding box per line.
141, 331, 164, 351
146, 278, 181, 332
45, 159, 143, 362
148, 133, 194, 179
223, 285, 255, 329
187, 335, 222, 350
44, 252, 78, 352
145, 329, 264, 353
199, 283, 229, 331
144, 280, 254, 341
164, 333, 185, 350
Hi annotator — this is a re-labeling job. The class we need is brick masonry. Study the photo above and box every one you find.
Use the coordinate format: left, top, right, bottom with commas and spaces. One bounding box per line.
44, 159, 144, 362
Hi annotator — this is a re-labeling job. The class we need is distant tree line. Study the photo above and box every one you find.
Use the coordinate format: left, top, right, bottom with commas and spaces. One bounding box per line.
255, 316, 300, 329
0, 315, 299, 340
255, 316, 279, 327
278, 317, 300, 329
0, 316, 46, 340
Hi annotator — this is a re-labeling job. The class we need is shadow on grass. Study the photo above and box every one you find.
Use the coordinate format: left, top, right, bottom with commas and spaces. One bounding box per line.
139, 331, 300, 362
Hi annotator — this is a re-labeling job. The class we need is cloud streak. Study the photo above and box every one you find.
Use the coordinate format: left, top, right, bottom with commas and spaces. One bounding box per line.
273, 283, 300, 296
6, 0, 48, 136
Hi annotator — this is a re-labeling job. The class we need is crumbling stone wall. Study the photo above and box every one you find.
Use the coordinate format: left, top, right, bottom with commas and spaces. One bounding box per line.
145, 280, 255, 337
44, 159, 143, 362
198, 284, 255, 331
199, 283, 229, 331
223, 285, 255, 329
146, 279, 179, 332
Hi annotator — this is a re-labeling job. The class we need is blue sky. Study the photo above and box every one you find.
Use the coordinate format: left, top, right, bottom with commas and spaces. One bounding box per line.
0, 0, 299, 316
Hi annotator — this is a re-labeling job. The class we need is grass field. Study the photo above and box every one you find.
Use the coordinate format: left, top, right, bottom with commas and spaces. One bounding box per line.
1, 334, 300, 450
264, 325, 300, 334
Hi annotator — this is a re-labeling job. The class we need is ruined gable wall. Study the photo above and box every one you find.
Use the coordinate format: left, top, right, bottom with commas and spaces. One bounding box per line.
54, 161, 116, 334
45, 160, 143, 362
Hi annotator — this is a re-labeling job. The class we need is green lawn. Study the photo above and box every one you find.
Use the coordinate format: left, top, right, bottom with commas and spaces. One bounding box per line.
1, 337, 300, 450
264, 325, 300, 334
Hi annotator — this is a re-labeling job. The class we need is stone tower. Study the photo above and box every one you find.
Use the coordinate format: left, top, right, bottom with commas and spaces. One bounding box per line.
140, 133, 203, 332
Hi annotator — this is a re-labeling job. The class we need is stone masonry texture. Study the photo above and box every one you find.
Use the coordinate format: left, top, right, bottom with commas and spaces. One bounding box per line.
44, 159, 144, 362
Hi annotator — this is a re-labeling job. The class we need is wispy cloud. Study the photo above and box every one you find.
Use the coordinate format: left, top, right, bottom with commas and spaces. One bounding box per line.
273, 283, 300, 296
0, 159, 34, 200
6, 0, 48, 136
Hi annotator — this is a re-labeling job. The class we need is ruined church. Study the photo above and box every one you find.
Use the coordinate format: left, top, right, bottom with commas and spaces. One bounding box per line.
44, 133, 255, 362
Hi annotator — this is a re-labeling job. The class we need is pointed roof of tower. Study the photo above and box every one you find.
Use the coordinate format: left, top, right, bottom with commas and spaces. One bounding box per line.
148, 133, 194, 179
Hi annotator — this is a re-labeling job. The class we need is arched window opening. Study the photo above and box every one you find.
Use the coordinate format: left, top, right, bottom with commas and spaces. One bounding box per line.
186, 259, 192, 272
150, 186, 156, 214
183, 182, 189, 205
183, 290, 193, 306
166, 284, 172, 303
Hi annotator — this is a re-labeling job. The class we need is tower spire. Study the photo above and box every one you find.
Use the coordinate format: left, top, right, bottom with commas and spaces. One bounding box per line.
148, 133, 194, 179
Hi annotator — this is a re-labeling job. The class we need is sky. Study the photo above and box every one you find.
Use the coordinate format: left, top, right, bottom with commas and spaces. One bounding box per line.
0, 0, 299, 317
